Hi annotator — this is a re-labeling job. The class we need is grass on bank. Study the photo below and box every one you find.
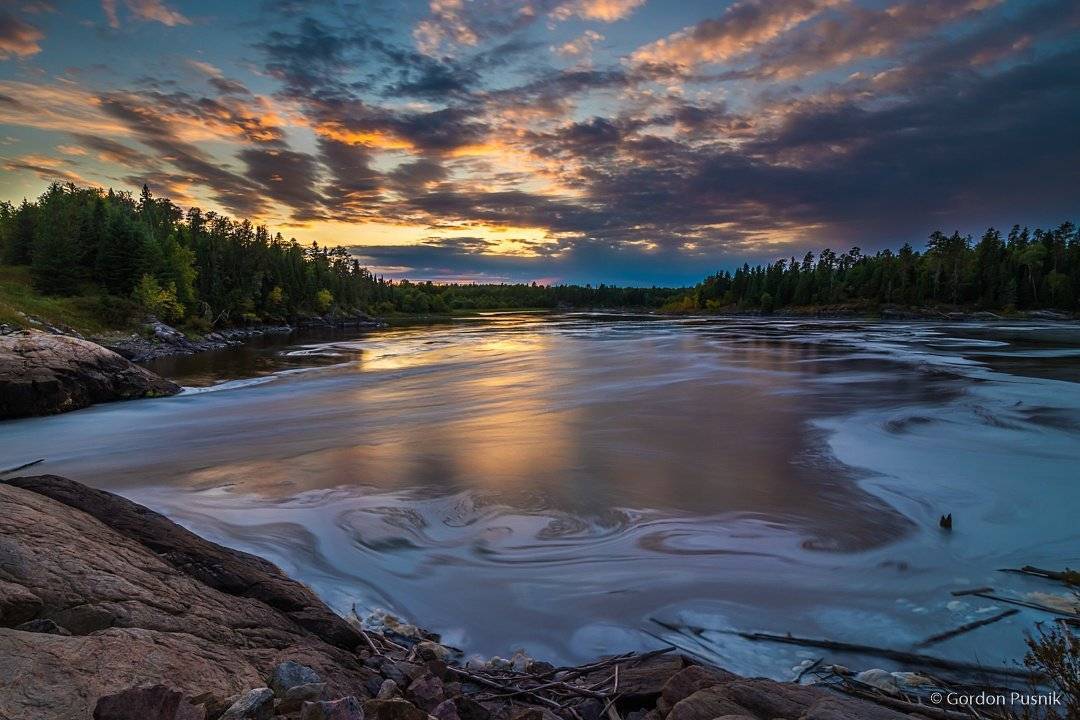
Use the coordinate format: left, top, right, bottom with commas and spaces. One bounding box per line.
0, 265, 135, 335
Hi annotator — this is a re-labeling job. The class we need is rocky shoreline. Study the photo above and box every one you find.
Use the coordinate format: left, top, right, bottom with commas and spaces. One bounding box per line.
0, 330, 181, 419
0, 474, 1030, 720
102, 312, 387, 363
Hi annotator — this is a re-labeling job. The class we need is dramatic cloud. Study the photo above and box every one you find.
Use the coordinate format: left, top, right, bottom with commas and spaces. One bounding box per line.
101, 0, 190, 28
0, 11, 44, 59
631, 0, 840, 71
1, 0, 1078, 283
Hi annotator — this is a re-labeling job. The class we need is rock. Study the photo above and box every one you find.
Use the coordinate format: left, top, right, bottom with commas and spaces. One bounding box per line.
667, 687, 752, 720
0, 478, 376, 720
270, 660, 323, 697
660, 664, 738, 707
407, 672, 445, 711
93, 685, 206, 720
0, 330, 180, 419
451, 696, 489, 720
13, 617, 70, 635
801, 697, 911, 719
415, 640, 453, 662
377, 679, 401, 699
509, 708, 561, 720
583, 653, 686, 703
717, 680, 824, 720
3, 474, 364, 650
300, 696, 365, 720
1027, 309, 1071, 320
0, 578, 43, 625
278, 683, 328, 713
380, 660, 425, 687
432, 699, 461, 720
854, 668, 900, 695
363, 699, 429, 720
219, 688, 274, 720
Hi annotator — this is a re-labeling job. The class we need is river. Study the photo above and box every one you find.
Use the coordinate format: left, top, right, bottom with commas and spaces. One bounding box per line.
2, 313, 1078, 678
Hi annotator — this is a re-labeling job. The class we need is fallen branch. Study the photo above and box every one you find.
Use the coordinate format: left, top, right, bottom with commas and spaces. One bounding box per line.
914, 610, 1019, 648
0, 458, 45, 476
967, 591, 1078, 618
663, 623, 1033, 680
447, 666, 565, 710
831, 684, 974, 720
999, 566, 1080, 586
794, 657, 823, 683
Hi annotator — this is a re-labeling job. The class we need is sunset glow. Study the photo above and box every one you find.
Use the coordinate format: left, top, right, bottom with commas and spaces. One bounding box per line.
1, 0, 1077, 284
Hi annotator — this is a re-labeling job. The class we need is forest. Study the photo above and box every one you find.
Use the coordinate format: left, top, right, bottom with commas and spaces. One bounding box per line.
670, 223, 1080, 314
0, 183, 680, 331
1, 183, 1076, 334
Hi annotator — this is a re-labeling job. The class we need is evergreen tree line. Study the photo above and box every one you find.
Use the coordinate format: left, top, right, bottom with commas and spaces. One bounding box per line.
0, 183, 681, 328
4, 184, 1074, 327
674, 224, 1080, 313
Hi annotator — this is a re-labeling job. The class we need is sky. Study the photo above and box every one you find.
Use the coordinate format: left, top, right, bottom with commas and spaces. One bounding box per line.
0, 0, 1078, 285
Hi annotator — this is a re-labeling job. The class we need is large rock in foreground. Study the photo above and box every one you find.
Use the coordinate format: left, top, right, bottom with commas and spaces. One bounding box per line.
0, 330, 180, 419
0, 475, 375, 719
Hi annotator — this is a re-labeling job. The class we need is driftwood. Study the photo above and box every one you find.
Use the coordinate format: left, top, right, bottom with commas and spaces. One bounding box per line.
914, 609, 1019, 648
999, 565, 1080, 585
830, 683, 975, 720
0, 458, 44, 476
651, 619, 1034, 680
964, 590, 1078, 618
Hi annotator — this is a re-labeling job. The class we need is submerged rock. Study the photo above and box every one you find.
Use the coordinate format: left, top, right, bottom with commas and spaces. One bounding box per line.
0, 329, 180, 419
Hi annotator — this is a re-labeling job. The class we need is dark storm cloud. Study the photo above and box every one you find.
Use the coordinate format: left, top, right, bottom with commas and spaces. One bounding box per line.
389, 158, 447, 192
317, 136, 382, 211
97, 93, 268, 216
238, 145, 325, 219
0, 10, 43, 59
71, 133, 154, 166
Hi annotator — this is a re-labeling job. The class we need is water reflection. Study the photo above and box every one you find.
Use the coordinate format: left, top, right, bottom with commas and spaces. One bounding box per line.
2, 314, 1078, 673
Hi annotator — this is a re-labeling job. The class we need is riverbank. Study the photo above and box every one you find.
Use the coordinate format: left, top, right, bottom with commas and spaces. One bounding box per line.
663, 302, 1078, 322
0, 474, 1031, 720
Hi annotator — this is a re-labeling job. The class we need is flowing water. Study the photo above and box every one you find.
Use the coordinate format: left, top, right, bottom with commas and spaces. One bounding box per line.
3, 313, 1079, 678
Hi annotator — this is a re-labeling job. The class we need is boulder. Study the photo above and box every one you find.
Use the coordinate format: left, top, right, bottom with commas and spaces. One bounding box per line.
377, 679, 401, 699
13, 617, 70, 635
93, 685, 205, 720
0, 479, 376, 720
667, 687, 752, 720
363, 698, 429, 720
660, 664, 738, 707
582, 654, 686, 704
219, 688, 274, 720
270, 660, 323, 697
300, 696, 365, 720
432, 699, 461, 720
407, 672, 445, 711
0, 330, 180, 419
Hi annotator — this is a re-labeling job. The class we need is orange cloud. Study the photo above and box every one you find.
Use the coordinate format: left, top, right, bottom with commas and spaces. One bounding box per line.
552, 0, 646, 23
101, 0, 190, 29
630, 0, 840, 70
0, 12, 44, 59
